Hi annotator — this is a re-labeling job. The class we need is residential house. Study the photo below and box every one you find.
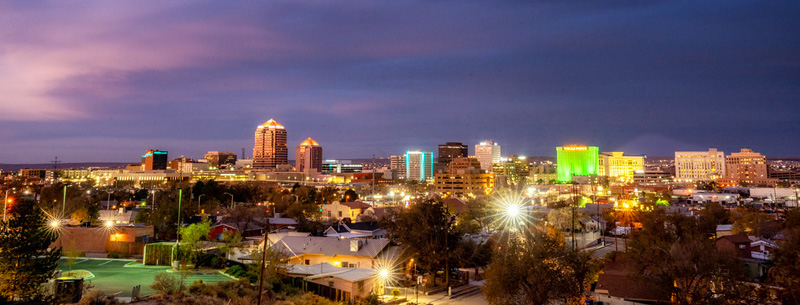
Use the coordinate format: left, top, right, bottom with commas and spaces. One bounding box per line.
286, 263, 377, 302
272, 236, 393, 269
322, 201, 371, 221
716, 234, 776, 281
323, 221, 386, 239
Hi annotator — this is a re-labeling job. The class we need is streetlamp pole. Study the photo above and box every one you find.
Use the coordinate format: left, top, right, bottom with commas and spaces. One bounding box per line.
198, 194, 205, 211
257, 218, 270, 305
3, 189, 9, 221
224, 192, 234, 209
62, 185, 68, 215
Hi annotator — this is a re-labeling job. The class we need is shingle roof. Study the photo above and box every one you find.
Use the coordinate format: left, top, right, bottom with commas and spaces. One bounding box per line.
341, 200, 371, 210
275, 236, 390, 258
719, 234, 752, 244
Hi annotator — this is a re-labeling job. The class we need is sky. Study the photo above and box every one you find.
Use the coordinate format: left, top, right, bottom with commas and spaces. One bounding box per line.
1, 0, 799, 164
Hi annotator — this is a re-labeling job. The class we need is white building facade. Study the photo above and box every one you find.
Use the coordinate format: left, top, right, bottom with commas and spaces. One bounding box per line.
674, 149, 726, 182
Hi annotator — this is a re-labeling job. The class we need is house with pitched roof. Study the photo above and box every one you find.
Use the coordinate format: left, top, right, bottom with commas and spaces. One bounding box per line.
321, 200, 372, 221
323, 221, 386, 239
272, 236, 393, 269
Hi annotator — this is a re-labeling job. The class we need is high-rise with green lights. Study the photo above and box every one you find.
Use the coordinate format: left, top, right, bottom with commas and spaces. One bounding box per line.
556, 146, 599, 182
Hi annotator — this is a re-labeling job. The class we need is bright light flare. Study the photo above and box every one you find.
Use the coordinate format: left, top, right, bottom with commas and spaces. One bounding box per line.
50, 220, 60, 228
105, 220, 114, 227
490, 190, 532, 233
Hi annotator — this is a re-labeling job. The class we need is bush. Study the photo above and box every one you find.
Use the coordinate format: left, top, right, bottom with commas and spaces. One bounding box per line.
78, 290, 119, 305
151, 272, 184, 295
226, 265, 245, 277
392, 288, 401, 298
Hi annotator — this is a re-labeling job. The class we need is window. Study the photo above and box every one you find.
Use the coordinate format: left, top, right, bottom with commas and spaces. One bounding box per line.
338, 211, 342, 217
342, 261, 348, 268
305, 259, 310, 265
358, 281, 364, 292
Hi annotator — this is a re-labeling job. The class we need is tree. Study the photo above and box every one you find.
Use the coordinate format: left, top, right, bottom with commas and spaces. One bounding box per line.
483, 225, 599, 305
383, 199, 459, 288
178, 219, 211, 267
547, 208, 586, 232
627, 208, 758, 304
454, 198, 490, 234
0, 199, 61, 303
343, 189, 358, 202
769, 228, 800, 304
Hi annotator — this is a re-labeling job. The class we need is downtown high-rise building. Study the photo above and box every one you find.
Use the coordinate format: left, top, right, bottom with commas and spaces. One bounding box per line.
598, 152, 644, 182
674, 148, 725, 182
556, 145, 599, 182
722, 148, 774, 186
405, 150, 434, 181
390, 155, 407, 178
296, 137, 323, 173
142, 149, 168, 170
253, 119, 288, 170
475, 140, 501, 173
204, 151, 237, 168
438, 142, 468, 164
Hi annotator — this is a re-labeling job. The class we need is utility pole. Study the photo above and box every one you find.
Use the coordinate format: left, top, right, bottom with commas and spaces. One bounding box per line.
372, 154, 376, 205
174, 188, 183, 270
257, 218, 270, 305
51, 156, 61, 184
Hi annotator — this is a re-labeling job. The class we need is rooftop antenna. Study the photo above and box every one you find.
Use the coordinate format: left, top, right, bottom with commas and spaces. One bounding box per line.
242, 148, 246, 159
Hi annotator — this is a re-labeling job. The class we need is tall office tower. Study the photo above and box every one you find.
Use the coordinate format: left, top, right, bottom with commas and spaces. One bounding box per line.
725, 148, 768, 184
253, 119, 288, 170
556, 145, 599, 182
390, 155, 407, 178
475, 140, 501, 173
296, 137, 323, 173
405, 151, 434, 181
598, 152, 645, 182
204, 151, 237, 167
142, 149, 168, 170
674, 148, 725, 182
438, 142, 468, 164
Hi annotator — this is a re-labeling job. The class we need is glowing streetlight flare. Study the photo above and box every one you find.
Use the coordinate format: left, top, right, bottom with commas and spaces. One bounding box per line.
105, 220, 114, 227
379, 269, 389, 278
50, 220, 60, 228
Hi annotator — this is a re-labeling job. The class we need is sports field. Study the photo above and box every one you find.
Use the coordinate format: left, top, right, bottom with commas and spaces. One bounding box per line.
58, 258, 233, 297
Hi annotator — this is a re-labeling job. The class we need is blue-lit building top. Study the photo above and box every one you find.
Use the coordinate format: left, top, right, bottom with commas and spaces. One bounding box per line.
405, 151, 434, 181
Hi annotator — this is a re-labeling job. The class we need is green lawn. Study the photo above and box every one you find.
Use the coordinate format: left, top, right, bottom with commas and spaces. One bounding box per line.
58, 258, 233, 297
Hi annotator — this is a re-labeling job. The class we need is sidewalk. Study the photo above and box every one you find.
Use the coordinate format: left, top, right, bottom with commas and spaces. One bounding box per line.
399, 280, 487, 305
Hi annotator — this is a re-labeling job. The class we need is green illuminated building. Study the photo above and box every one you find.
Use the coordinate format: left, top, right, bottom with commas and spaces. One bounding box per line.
556, 146, 599, 182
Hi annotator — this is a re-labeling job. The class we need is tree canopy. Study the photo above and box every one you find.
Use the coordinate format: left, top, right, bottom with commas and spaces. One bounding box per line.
0, 199, 61, 303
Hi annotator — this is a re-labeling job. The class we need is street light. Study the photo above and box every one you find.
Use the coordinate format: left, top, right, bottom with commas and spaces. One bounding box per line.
224, 192, 235, 209
198, 194, 205, 211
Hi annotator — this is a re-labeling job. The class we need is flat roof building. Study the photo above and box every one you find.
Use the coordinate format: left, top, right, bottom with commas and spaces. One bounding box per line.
675, 149, 725, 182
556, 145, 599, 182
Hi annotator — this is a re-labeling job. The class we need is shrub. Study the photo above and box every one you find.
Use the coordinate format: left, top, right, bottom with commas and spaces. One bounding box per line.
78, 290, 119, 305
226, 265, 244, 277
151, 272, 182, 295
392, 288, 401, 299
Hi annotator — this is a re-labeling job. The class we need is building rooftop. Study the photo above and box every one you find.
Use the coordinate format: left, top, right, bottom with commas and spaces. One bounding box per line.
299, 137, 320, 146
274, 236, 390, 258
257, 119, 284, 129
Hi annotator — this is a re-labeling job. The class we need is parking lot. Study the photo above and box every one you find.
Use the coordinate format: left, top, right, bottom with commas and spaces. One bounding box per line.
59, 258, 233, 297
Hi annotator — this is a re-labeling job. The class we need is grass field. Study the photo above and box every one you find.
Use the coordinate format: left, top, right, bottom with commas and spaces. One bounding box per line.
58, 258, 233, 297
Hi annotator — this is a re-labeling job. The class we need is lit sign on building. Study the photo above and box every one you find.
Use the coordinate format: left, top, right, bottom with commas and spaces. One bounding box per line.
561, 146, 589, 151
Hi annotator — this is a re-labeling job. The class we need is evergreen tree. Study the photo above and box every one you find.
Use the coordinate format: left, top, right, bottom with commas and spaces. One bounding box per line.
0, 199, 61, 303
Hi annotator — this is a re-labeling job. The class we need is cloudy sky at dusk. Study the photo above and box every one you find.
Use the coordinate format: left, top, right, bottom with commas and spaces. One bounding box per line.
1, 1, 798, 164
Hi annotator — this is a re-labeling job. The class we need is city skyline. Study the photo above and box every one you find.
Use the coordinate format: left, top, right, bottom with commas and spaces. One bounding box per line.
1, 1, 799, 163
